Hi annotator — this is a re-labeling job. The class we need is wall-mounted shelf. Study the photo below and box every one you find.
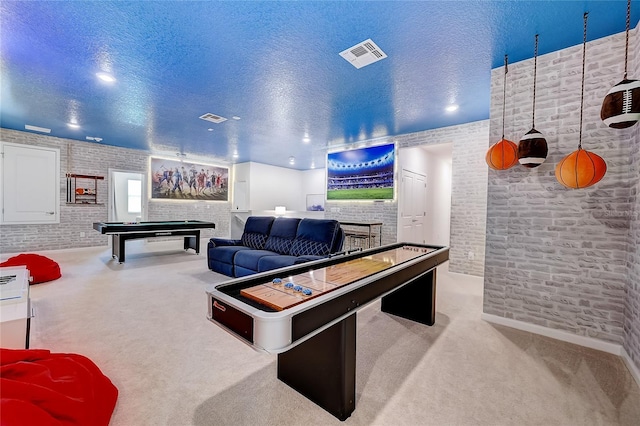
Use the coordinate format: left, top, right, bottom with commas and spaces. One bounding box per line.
66, 174, 104, 204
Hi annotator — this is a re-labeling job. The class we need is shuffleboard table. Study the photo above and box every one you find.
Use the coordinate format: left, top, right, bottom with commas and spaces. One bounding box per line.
93, 220, 215, 263
206, 242, 449, 421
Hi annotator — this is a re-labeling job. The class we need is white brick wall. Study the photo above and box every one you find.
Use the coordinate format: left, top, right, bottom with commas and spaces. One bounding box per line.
484, 28, 638, 346
0, 129, 230, 254
624, 24, 640, 375
325, 120, 489, 276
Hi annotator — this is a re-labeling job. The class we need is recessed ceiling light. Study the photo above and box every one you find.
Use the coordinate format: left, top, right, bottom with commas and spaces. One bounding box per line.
67, 123, 80, 129
96, 72, 116, 83
302, 137, 310, 143
445, 104, 459, 113
232, 153, 239, 158
207, 128, 214, 132
25, 124, 51, 133
310, 162, 316, 169
232, 116, 241, 120
289, 156, 295, 164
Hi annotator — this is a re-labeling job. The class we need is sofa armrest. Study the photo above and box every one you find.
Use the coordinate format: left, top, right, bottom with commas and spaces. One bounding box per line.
209, 238, 242, 247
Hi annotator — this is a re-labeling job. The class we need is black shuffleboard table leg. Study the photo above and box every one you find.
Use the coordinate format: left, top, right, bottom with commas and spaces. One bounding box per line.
277, 313, 356, 421
381, 268, 436, 326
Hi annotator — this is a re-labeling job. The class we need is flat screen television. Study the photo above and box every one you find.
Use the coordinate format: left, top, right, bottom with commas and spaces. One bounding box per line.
326, 143, 395, 200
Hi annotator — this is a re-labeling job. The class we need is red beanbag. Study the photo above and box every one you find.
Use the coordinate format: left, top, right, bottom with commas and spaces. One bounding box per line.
0, 254, 61, 284
0, 348, 118, 426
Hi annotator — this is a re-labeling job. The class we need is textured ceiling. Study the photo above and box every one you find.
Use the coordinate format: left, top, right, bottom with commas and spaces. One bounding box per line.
1, 1, 637, 169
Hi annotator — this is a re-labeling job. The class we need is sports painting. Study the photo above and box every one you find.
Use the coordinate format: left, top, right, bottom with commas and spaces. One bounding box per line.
326, 143, 395, 200
150, 157, 228, 201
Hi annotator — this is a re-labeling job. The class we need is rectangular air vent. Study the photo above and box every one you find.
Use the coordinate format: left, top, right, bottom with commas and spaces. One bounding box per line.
199, 113, 227, 124
339, 39, 387, 69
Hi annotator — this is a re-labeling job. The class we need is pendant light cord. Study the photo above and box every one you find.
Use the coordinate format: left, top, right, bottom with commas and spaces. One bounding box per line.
532, 34, 539, 128
578, 12, 588, 150
624, 0, 631, 79
502, 54, 508, 139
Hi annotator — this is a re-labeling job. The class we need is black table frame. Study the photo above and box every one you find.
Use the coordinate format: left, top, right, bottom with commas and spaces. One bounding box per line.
93, 221, 215, 263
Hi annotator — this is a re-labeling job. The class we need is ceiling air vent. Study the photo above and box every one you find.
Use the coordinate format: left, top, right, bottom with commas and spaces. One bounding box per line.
199, 113, 227, 124
339, 38, 387, 69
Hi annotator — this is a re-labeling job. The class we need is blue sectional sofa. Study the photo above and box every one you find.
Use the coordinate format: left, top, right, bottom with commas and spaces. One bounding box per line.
207, 216, 344, 277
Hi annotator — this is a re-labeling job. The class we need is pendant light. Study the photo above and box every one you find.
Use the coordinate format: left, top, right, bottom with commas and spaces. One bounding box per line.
601, 0, 639, 128
486, 55, 518, 170
556, 13, 607, 189
518, 34, 548, 168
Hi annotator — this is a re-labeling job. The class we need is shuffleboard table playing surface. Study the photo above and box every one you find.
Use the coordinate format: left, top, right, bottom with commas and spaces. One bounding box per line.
240, 246, 436, 311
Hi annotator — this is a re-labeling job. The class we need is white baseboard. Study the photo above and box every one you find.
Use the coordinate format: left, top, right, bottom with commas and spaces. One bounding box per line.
481, 313, 623, 355
621, 348, 640, 388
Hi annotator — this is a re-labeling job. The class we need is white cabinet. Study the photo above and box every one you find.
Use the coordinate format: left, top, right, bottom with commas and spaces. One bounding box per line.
1, 142, 60, 224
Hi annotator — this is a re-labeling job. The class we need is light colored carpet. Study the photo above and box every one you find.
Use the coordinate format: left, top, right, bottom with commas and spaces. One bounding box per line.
12, 240, 640, 425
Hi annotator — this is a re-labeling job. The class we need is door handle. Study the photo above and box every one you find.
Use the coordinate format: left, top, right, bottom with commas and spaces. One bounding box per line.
45, 211, 55, 215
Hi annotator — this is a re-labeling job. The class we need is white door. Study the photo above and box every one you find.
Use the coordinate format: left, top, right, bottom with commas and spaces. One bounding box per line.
108, 169, 145, 222
398, 169, 426, 244
1, 143, 60, 224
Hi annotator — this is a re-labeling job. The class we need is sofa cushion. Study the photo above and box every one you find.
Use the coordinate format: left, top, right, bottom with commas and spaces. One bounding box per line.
290, 219, 340, 257
240, 216, 275, 249
234, 265, 259, 278
257, 255, 299, 272
210, 246, 253, 265
208, 260, 235, 277
234, 249, 279, 272
264, 217, 301, 254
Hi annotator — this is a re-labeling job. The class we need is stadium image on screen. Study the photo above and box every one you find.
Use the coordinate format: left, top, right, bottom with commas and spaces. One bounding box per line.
326, 143, 395, 200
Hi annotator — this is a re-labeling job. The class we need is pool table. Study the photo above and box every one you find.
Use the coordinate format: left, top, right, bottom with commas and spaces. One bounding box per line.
93, 220, 216, 263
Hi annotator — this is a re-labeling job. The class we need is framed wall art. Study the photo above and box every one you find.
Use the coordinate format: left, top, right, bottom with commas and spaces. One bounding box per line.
326, 143, 395, 200
150, 157, 228, 201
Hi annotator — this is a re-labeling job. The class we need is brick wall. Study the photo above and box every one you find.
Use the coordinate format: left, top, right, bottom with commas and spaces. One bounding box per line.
624, 24, 640, 373
484, 29, 637, 345
0, 129, 230, 253
325, 119, 489, 276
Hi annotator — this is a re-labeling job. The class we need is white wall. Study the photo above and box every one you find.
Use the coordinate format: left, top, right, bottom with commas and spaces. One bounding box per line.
248, 162, 304, 211
428, 150, 452, 246
302, 168, 327, 211
232, 162, 324, 213
301, 168, 326, 196
232, 162, 251, 211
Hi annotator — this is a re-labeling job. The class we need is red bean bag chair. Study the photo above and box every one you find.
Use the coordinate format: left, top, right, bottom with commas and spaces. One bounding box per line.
0, 254, 61, 284
0, 348, 118, 426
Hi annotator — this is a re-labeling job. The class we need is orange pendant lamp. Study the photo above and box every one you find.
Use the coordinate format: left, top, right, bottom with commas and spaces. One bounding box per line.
556, 13, 607, 189
486, 55, 518, 170
555, 148, 607, 189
